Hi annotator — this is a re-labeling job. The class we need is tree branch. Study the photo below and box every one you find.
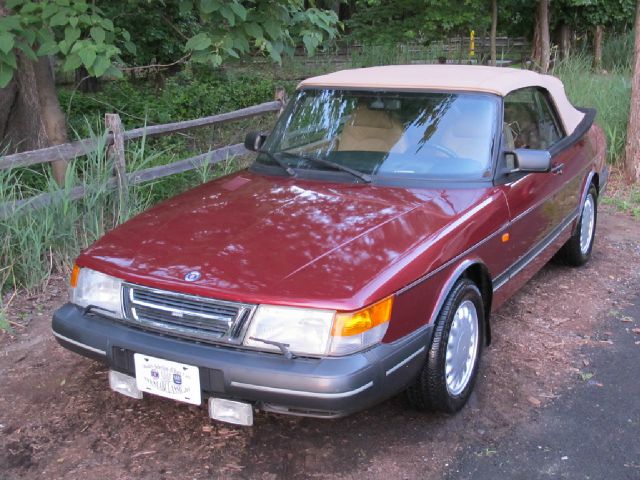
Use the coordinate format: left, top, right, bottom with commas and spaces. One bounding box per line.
120, 54, 191, 72
162, 15, 190, 41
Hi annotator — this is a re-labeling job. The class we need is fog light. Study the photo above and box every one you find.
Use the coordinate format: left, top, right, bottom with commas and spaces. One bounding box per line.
109, 370, 143, 399
208, 398, 253, 426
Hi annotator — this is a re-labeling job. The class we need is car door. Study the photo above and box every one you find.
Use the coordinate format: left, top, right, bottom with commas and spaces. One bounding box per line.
495, 87, 582, 292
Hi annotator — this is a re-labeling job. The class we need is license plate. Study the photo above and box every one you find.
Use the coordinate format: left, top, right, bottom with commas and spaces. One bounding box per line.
133, 353, 201, 405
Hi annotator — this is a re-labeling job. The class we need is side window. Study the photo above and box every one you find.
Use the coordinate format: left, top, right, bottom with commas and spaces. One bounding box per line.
533, 90, 563, 148
503, 88, 563, 151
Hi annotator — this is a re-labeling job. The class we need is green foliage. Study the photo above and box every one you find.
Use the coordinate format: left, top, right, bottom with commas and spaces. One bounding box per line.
178, 1, 340, 66
347, 0, 491, 44
0, 0, 125, 87
346, 0, 634, 46
0, 0, 340, 88
51, 70, 269, 192
97, 1, 197, 66
556, 0, 636, 30
59, 71, 278, 132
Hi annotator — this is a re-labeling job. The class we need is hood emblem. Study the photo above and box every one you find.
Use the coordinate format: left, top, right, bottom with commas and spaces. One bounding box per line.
184, 271, 201, 282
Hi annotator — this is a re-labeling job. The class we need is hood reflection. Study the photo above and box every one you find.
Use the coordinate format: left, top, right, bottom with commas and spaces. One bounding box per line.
80, 171, 488, 307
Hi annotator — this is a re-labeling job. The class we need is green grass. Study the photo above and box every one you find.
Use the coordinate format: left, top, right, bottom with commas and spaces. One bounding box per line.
601, 30, 634, 72
40, 71, 281, 204
601, 176, 640, 220
0, 266, 10, 332
0, 310, 10, 333
553, 55, 631, 165
1, 130, 155, 293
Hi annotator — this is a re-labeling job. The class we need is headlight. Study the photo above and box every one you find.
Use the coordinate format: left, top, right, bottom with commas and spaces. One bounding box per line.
244, 305, 334, 356
243, 296, 394, 357
69, 265, 123, 318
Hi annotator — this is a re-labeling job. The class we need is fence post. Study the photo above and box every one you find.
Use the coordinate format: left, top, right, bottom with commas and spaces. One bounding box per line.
105, 113, 128, 224
275, 87, 288, 116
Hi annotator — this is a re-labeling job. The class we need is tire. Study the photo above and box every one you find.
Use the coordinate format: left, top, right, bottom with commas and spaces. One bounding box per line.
406, 278, 484, 413
556, 185, 598, 267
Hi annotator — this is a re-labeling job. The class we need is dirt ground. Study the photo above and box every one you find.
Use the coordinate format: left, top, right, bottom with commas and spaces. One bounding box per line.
1, 205, 639, 480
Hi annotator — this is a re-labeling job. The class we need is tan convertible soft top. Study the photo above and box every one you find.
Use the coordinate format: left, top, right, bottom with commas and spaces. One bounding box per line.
299, 65, 585, 135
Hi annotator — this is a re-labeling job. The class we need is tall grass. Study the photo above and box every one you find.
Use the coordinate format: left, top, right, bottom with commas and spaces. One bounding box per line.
601, 30, 634, 72
554, 54, 631, 164
0, 129, 162, 295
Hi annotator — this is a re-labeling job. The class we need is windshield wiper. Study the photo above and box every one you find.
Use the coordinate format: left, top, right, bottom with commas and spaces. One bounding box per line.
258, 150, 296, 177
249, 337, 295, 360
279, 152, 372, 184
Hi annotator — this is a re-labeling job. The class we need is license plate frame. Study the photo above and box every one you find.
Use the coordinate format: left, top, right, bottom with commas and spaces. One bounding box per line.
133, 353, 201, 405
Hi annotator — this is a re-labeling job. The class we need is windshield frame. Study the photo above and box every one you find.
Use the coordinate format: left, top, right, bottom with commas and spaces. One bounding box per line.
250, 87, 503, 188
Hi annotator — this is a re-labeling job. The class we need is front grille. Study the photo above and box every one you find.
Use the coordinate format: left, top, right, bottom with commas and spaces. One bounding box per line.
122, 284, 255, 343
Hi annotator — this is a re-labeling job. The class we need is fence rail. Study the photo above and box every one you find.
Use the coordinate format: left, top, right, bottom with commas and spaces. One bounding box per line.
0, 93, 285, 220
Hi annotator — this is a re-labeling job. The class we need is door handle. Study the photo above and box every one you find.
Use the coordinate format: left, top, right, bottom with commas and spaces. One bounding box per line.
551, 163, 564, 174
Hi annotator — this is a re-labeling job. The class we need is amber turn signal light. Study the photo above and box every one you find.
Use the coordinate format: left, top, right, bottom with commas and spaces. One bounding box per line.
332, 296, 394, 337
70, 264, 80, 288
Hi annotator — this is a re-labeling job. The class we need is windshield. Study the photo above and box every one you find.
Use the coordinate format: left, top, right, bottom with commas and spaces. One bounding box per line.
256, 89, 498, 182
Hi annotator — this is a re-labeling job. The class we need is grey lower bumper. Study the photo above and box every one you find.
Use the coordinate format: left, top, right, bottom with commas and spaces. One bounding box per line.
52, 303, 433, 417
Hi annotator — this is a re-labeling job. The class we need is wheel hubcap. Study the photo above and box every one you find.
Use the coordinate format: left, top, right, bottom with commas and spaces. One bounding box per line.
580, 194, 595, 255
445, 300, 479, 396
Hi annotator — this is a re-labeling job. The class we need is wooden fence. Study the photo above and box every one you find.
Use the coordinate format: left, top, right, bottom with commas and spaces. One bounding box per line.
296, 37, 530, 61
0, 89, 287, 220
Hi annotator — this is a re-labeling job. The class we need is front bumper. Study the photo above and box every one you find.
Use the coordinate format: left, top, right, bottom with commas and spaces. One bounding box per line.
52, 303, 432, 417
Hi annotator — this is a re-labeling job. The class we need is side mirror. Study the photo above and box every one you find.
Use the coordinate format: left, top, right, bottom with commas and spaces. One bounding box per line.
509, 148, 552, 173
244, 131, 267, 152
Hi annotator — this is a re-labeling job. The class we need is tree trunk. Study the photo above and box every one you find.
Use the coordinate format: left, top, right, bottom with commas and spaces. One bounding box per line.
594, 25, 604, 71
624, 0, 640, 183
531, 11, 541, 67
559, 23, 571, 60
490, 0, 498, 66
0, 1, 68, 185
537, 0, 550, 73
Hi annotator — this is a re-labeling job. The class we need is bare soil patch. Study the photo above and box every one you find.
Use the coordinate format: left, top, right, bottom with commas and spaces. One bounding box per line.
1, 206, 639, 480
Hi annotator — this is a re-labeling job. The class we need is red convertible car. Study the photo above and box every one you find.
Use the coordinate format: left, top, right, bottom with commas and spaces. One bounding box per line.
53, 65, 607, 426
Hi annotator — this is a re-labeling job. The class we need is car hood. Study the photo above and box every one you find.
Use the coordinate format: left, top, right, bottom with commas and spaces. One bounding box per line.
79, 171, 489, 310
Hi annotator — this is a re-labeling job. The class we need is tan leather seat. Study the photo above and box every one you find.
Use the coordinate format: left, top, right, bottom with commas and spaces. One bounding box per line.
337, 105, 404, 152
439, 104, 494, 165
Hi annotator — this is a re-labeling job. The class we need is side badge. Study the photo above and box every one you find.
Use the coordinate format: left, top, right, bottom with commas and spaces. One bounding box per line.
184, 271, 201, 282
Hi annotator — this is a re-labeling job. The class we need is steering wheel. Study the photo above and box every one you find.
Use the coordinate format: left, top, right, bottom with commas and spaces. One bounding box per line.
416, 144, 457, 158
381, 144, 458, 174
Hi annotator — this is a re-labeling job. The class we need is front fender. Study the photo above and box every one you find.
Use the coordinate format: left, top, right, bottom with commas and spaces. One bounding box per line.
383, 258, 491, 344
